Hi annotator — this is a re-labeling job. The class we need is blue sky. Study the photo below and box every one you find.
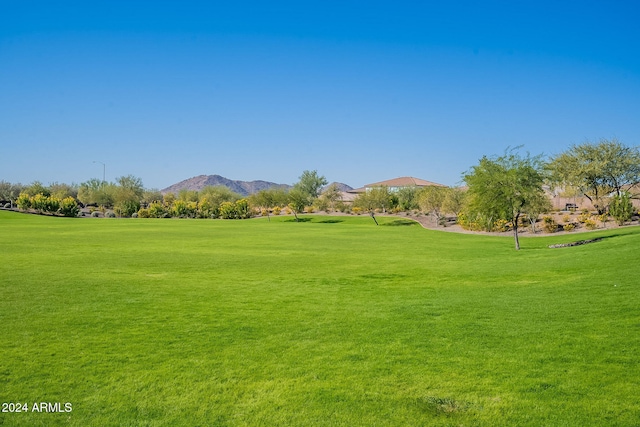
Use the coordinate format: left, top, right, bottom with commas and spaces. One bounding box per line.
2, 1, 639, 189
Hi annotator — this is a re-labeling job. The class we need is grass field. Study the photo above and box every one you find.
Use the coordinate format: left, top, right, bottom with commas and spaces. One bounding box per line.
1, 210, 639, 426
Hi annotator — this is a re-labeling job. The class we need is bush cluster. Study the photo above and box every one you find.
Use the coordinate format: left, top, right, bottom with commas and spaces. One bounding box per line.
16, 192, 79, 217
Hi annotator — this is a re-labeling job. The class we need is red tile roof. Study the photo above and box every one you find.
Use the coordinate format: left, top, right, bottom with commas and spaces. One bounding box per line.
365, 176, 446, 188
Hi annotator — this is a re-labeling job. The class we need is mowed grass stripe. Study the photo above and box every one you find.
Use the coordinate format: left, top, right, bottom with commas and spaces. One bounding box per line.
1, 210, 639, 426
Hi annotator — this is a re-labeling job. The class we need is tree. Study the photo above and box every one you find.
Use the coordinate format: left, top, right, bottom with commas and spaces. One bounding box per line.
548, 139, 640, 214
521, 191, 552, 233
396, 186, 420, 211
198, 186, 241, 208
441, 187, 467, 218
249, 188, 288, 220
287, 188, 309, 222
418, 186, 448, 226
464, 148, 548, 250
0, 181, 24, 207
142, 189, 163, 207
318, 183, 343, 212
113, 175, 144, 217
288, 170, 328, 221
353, 186, 393, 225
78, 179, 115, 208
49, 182, 78, 200
23, 181, 51, 197
295, 170, 328, 200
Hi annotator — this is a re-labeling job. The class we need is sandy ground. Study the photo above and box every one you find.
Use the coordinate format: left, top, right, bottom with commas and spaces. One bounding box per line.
316, 210, 640, 238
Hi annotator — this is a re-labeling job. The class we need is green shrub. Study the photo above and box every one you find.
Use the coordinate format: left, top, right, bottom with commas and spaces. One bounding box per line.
584, 218, 598, 230
577, 212, 590, 223
148, 202, 166, 218
114, 200, 140, 218
609, 193, 634, 225
543, 216, 558, 233
219, 201, 236, 219
16, 193, 31, 210
59, 197, 80, 217
492, 219, 511, 232
137, 208, 150, 218
234, 199, 252, 219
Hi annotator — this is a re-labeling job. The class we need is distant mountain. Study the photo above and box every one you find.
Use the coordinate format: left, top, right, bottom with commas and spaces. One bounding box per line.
161, 175, 291, 197
323, 182, 354, 193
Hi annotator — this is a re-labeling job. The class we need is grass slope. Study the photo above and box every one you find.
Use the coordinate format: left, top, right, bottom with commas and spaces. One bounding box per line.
1, 211, 639, 426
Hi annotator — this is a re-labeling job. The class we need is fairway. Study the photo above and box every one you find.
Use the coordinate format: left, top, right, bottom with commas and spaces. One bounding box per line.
1, 210, 639, 426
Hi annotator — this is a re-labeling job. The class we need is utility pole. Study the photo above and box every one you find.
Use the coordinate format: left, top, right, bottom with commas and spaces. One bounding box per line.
93, 161, 106, 184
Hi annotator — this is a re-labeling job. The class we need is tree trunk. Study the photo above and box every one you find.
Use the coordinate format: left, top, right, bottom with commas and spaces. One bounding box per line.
369, 211, 378, 225
513, 213, 520, 250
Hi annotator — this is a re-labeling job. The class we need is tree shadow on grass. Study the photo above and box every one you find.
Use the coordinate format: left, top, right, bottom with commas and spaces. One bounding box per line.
381, 219, 419, 227
317, 219, 344, 224
284, 218, 312, 223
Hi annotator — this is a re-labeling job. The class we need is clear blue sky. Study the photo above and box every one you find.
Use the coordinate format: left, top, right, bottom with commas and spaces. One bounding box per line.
2, 1, 639, 190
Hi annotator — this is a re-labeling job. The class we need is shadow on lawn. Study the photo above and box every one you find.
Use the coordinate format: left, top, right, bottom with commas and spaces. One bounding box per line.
283, 218, 345, 224
381, 219, 419, 227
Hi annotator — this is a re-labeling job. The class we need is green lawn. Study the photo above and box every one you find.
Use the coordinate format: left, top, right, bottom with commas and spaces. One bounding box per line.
1, 210, 639, 426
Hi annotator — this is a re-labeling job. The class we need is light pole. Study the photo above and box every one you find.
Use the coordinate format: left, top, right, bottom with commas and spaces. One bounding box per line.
93, 161, 106, 184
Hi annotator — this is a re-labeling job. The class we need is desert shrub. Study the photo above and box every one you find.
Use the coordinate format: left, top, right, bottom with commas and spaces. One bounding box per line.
352, 207, 363, 215
172, 200, 189, 218
563, 223, 576, 232
219, 201, 236, 219
197, 198, 217, 219
16, 193, 32, 210
272, 206, 282, 216
235, 199, 252, 219
114, 200, 140, 218
304, 206, 315, 214
148, 202, 166, 218
314, 198, 329, 212
59, 197, 80, 217
584, 217, 598, 230
562, 214, 571, 223
599, 213, 609, 227
609, 193, 634, 225
137, 208, 150, 218
577, 212, 591, 223
492, 219, 511, 232
542, 216, 558, 233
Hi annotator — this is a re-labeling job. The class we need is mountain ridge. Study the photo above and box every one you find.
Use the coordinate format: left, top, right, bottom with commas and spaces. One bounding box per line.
161, 175, 291, 196
162, 175, 354, 197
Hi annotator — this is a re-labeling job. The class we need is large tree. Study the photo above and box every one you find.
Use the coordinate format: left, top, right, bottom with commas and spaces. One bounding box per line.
464, 148, 548, 250
295, 170, 328, 200
418, 186, 448, 226
548, 139, 640, 214
287, 170, 328, 221
249, 187, 288, 221
353, 186, 393, 225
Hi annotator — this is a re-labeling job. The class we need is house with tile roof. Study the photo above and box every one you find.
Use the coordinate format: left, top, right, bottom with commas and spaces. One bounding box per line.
350, 176, 447, 193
